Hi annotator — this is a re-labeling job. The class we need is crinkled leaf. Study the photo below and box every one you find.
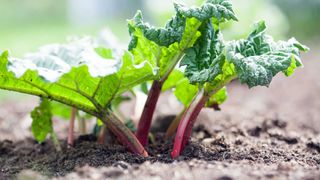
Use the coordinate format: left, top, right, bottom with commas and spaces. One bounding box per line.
128, 0, 237, 78
128, 13, 201, 78
31, 98, 53, 143
205, 59, 236, 92
174, 0, 238, 22
199, 60, 235, 110
129, 11, 186, 48
162, 69, 198, 106
226, 21, 309, 88
0, 41, 156, 116
180, 20, 225, 84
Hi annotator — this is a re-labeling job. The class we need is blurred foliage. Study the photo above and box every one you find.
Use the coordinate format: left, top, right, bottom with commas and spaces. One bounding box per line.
1, 0, 318, 57
0, 0, 66, 26
0, 0, 73, 56
221, 0, 288, 40
272, 0, 320, 40
0, 0, 127, 57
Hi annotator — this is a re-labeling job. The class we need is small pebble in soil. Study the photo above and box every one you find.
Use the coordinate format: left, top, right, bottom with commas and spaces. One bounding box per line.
217, 175, 233, 180
248, 126, 263, 137
234, 139, 243, 145
272, 119, 287, 129
307, 142, 320, 153
112, 161, 130, 169
265, 173, 274, 178
268, 131, 298, 144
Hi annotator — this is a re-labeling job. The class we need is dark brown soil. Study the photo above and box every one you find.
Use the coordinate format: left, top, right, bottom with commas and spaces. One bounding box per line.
0, 127, 235, 178
1, 119, 319, 179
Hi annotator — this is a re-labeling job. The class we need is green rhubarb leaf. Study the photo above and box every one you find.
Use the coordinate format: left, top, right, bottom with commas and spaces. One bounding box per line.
128, 10, 186, 47
180, 20, 225, 84
226, 21, 309, 88
128, 13, 201, 78
31, 98, 53, 143
284, 57, 297, 77
0, 39, 156, 117
95, 47, 113, 59
117, 51, 156, 94
174, 0, 238, 22
128, 0, 237, 78
207, 60, 236, 89
50, 101, 72, 119
162, 69, 198, 106
162, 69, 185, 91
205, 87, 227, 108
174, 78, 199, 107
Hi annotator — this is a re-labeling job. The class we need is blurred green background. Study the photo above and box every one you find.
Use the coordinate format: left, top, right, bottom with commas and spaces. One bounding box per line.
0, 0, 318, 100
0, 0, 319, 56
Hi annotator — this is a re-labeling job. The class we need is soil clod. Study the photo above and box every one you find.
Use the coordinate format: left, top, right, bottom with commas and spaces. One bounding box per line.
307, 141, 320, 153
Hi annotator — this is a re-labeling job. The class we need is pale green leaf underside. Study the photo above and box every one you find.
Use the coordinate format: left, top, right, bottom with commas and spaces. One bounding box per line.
0, 49, 156, 116
8, 38, 121, 82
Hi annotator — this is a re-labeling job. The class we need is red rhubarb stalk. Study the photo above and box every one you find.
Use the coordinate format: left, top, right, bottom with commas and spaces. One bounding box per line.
135, 80, 162, 146
104, 112, 148, 157
67, 107, 77, 148
165, 108, 186, 139
171, 91, 208, 158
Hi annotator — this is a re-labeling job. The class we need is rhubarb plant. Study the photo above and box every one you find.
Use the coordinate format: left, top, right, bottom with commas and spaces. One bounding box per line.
171, 19, 309, 158
0, 38, 156, 156
0, 0, 309, 159
129, 0, 238, 146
